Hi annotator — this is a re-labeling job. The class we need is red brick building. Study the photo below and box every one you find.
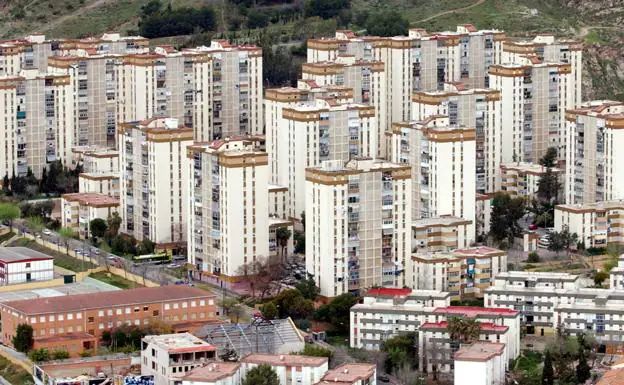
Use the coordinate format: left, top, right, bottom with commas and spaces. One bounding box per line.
0, 285, 217, 355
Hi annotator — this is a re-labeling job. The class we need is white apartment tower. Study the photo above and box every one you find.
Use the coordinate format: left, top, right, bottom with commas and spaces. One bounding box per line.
564, 100, 624, 204
411, 84, 502, 192
386, 116, 476, 241
489, 60, 572, 164
118, 117, 192, 249
0, 70, 74, 179
270, 99, 377, 221
187, 136, 269, 277
306, 159, 411, 297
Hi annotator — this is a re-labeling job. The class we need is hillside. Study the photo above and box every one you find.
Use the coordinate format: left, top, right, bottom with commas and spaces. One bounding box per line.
1, 0, 623, 100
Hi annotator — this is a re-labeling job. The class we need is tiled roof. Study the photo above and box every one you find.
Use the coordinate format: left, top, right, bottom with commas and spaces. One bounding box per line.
242, 354, 327, 367
2, 286, 214, 315
454, 342, 505, 362
598, 368, 624, 385
420, 321, 508, 333
183, 362, 241, 382
433, 306, 519, 318
317, 363, 376, 385
364, 288, 412, 297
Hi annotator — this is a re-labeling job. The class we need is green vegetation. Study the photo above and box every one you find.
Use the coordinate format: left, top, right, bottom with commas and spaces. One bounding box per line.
242, 364, 280, 385
101, 320, 173, 352
314, 293, 358, 333
12, 324, 33, 353
0, 202, 20, 231
138, 1, 217, 38
489, 192, 525, 246
89, 271, 142, 289
299, 343, 333, 359
381, 333, 417, 373
0, 355, 34, 385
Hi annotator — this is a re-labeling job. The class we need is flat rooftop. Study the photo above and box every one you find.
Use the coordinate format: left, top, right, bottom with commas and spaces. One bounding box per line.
364, 288, 449, 299
143, 333, 216, 353
183, 362, 241, 382
421, 321, 508, 333
412, 216, 471, 228
242, 353, 328, 367
494, 271, 579, 281
454, 342, 505, 362
61, 193, 119, 207
501, 162, 562, 174
0, 247, 53, 263
433, 306, 519, 318
0, 278, 119, 303
1, 285, 214, 315
556, 200, 624, 213
317, 363, 376, 385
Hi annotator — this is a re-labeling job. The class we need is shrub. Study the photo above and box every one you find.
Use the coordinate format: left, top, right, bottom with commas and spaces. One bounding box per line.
28, 348, 50, 362
52, 350, 69, 360
527, 251, 540, 263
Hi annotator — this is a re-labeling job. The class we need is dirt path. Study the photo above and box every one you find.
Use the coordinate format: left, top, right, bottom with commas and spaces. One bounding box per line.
36, 0, 112, 34
411, 0, 486, 24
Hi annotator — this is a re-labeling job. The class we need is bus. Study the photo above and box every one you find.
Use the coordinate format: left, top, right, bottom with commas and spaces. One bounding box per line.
132, 253, 172, 264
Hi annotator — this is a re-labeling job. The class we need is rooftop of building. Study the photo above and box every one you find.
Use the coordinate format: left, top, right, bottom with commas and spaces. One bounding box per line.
316, 363, 376, 385
143, 333, 216, 353
121, 117, 190, 132
412, 216, 471, 229
494, 271, 579, 281
420, 321, 508, 333
71, 146, 118, 157
555, 200, 624, 213
285, 98, 369, 112
454, 342, 505, 362
597, 367, 624, 385
365, 288, 412, 297
61, 193, 119, 207
242, 353, 328, 367
567, 100, 624, 115
501, 162, 563, 174
310, 158, 410, 175
182, 362, 241, 382
432, 306, 519, 318
0, 247, 53, 264
1, 285, 214, 315
413, 247, 505, 262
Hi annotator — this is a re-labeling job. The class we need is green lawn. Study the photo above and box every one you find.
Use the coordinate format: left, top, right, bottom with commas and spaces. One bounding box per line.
0, 355, 33, 385
89, 271, 143, 289
0, 231, 15, 244
8, 238, 97, 272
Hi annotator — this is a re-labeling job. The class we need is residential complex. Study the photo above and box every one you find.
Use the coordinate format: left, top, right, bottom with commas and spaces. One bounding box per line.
564, 100, 624, 204
411, 216, 472, 253
187, 136, 269, 277
305, 159, 411, 297
554, 200, 624, 248
500, 162, 563, 198
61, 192, 120, 239
118, 117, 193, 249
407, 247, 507, 301
453, 342, 506, 385
141, 333, 217, 385
240, 354, 328, 385
0, 286, 216, 355
74, 147, 120, 198
386, 116, 476, 242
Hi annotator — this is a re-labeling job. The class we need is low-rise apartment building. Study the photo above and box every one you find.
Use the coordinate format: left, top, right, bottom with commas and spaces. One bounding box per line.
0, 286, 217, 356
564, 100, 624, 204
485, 271, 584, 336
141, 333, 217, 385
74, 147, 120, 197
315, 363, 376, 385
305, 159, 411, 297
240, 354, 328, 385
500, 162, 563, 198
610, 255, 624, 290
407, 247, 507, 301
554, 200, 624, 248
0, 247, 53, 285
61, 193, 120, 239
411, 216, 472, 253
350, 288, 451, 350
118, 117, 192, 249
476, 193, 493, 237
181, 362, 242, 385
187, 136, 269, 277
453, 342, 506, 385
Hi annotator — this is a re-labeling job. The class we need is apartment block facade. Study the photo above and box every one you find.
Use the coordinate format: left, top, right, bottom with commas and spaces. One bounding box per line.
240, 354, 328, 385
0, 70, 74, 179
187, 136, 269, 277
411, 85, 502, 193
0, 286, 216, 356
500, 162, 563, 198
564, 100, 624, 204
118, 118, 192, 248
305, 159, 411, 297
554, 200, 624, 248
411, 216, 472, 253
407, 247, 507, 301
386, 116, 476, 242
61, 193, 120, 239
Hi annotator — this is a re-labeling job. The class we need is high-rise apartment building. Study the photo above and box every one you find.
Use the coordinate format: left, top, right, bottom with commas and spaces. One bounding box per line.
564, 100, 624, 204
301, 57, 387, 157
411, 84, 502, 192
269, 99, 376, 221
187, 136, 269, 277
386, 116, 476, 241
0, 70, 74, 178
305, 159, 411, 297
118, 117, 192, 249
489, 60, 572, 164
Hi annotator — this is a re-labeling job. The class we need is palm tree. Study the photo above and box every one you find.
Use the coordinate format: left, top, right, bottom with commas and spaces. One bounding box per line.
447, 316, 481, 344
275, 227, 291, 261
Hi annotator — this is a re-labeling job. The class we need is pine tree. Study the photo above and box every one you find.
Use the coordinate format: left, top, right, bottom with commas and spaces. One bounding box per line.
1, 173, 9, 195
40, 167, 48, 194
542, 351, 554, 385
576, 350, 591, 384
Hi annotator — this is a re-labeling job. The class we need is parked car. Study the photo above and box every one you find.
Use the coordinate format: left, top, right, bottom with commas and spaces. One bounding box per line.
42, 229, 52, 235
529, 223, 538, 230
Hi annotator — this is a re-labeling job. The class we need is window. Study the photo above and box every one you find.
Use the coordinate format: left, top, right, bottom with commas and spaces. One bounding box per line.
30, 318, 36, 324
99, 323, 104, 330
134, 307, 140, 313
153, 310, 160, 316
107, 310, 113, 316
88, 317, 94, 323
116, 309, 122, 315
25, 263, 30, 268
39, 316, 45, 322
68, 314, 73, 320
164, 304, 170, 310
143, 306, 149, 312
98, 310, 104, 317
125, 308, 131, 314
49, 316, 55, 322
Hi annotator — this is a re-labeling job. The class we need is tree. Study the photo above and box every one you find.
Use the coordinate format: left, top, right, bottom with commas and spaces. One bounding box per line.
537, 168, 561, 204
273, 289, 314, 319
247, 11, 269, 29
447, 317, 480, 344
594, 271, 609, 286
295, 279, 320, 300
489, 193, 525, 245
304, 0, 350, 19
1, 173, 9, 195
0, 202, 20, 231
548, 226, 578, 259
315, 293, 358, 333
219, 298, 244, 323
384, 347, 407, 373
364, 9, 409, 37
242, 364, 280, 385
527, 251, 540, 263
12, 324, 34, 353
26, 216, 44, 234
261, 302, 278, 320
576, 349, 590, 384
106, 212, 122, 243
137, 237, 156, 255
59, 227, 74, 255
89, 218, 107, 239
539, 147, 558, 168
275, 227, 291, 260
542, 351, 554, 385
293, 230, 305, 254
